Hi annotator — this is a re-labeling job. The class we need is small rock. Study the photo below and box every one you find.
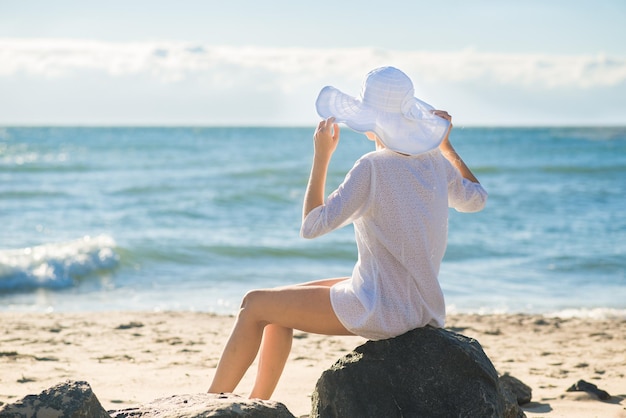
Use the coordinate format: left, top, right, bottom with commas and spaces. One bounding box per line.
0, 380, 110, 418
499, 373, 532, 405
566, 379, 611, 401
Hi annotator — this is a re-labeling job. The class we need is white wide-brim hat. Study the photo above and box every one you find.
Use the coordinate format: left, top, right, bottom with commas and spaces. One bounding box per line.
315, 66, 450, 155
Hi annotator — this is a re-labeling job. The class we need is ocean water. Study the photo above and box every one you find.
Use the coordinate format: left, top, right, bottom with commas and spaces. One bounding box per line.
1, 126, 625, 318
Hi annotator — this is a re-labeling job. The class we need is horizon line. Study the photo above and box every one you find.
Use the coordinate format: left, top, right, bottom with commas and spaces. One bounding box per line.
2, 123, 626, 129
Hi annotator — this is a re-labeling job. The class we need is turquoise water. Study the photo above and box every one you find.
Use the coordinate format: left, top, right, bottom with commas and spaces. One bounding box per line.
1, 126, 625, 317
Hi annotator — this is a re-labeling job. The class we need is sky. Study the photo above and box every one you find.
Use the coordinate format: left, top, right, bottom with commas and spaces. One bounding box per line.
1, 0, 625, 126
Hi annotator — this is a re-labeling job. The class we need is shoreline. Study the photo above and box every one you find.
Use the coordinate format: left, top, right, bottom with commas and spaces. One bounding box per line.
1, 311, 624, 417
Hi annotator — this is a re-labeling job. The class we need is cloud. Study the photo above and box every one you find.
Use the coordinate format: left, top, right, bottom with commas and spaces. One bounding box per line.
1, 38, 625, 126
2, 38, 625, 89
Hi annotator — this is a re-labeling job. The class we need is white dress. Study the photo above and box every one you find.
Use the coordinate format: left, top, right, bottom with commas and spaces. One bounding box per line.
301, 148, 487, 340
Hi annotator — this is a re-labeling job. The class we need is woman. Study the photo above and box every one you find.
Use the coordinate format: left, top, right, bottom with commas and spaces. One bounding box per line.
208, 66, 487, 399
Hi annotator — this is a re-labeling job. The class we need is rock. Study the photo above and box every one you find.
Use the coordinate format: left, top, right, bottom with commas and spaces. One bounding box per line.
499, 373, 532, 405
109, 393, 295, 418
498, 377, 528, 418
1, 381, 296, 418
311, 326, 525, 418
566, 379, 611, 400
0, 380, 110, 418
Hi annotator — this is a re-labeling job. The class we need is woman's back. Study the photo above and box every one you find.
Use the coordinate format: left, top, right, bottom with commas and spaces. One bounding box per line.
305, 147, 485, 340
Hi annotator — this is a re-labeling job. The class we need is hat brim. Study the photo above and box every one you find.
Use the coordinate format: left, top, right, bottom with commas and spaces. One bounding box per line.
315, 86, 450, 155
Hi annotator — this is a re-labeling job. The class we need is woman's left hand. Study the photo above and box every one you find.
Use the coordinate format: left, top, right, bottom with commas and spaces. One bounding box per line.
433, 110, 453, 149
432, 110, 452, 124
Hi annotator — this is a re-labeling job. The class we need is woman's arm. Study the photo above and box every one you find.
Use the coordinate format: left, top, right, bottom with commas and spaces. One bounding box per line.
303, 117, 340, 220
433, 110, 481, 184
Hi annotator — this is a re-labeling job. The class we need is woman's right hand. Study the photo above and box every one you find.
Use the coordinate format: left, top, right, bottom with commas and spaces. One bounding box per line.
313, 117, 340, 160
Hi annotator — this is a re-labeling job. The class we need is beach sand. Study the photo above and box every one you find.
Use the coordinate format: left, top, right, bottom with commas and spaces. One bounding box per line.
1, 311, 624, 417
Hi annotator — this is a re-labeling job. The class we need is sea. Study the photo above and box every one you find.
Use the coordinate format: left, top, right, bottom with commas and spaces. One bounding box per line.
1, 126, 625, 318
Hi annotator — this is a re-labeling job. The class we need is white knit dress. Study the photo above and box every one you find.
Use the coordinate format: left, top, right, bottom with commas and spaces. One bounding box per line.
301, 148, 487, 340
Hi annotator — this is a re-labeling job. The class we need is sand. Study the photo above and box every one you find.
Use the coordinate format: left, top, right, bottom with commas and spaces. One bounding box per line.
0, 311, 624, 417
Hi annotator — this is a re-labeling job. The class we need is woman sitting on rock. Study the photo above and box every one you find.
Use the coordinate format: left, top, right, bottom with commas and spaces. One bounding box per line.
208, 66, 487, 399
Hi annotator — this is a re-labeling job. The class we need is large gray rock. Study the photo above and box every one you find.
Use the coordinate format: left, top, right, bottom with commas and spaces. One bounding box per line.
311, 326, 526, 418
0, 380, 110, 418
109, 393, 295, 418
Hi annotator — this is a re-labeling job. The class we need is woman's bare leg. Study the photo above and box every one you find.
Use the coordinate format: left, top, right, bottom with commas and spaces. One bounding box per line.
208, 277, 351, 398
249, 278, 349, 399
249, 324, 292, 399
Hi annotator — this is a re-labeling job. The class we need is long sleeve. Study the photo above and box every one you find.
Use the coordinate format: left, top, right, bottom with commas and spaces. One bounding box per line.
301, 156, 373, 239
445, 159, 488, 213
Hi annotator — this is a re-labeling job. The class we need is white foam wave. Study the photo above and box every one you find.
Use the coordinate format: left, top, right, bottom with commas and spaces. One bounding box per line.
544, 308, 626, 320
446, 304, 626, 320
0, 235, 119, 291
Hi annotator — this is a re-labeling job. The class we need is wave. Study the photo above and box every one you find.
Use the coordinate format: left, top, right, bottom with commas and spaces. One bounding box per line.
0, 235, 119, 293
132, 243, 356, 264
540, 165, 626, 174
0, 190, 71, 199
203, 243, 356, 261
545, 307, 626, 320
446, 305, 626, 320
0, 163, 92, 174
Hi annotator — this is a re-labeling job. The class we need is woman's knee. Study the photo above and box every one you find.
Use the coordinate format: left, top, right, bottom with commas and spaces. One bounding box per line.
241, 288, 266, 307
238, 289, 271, 323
